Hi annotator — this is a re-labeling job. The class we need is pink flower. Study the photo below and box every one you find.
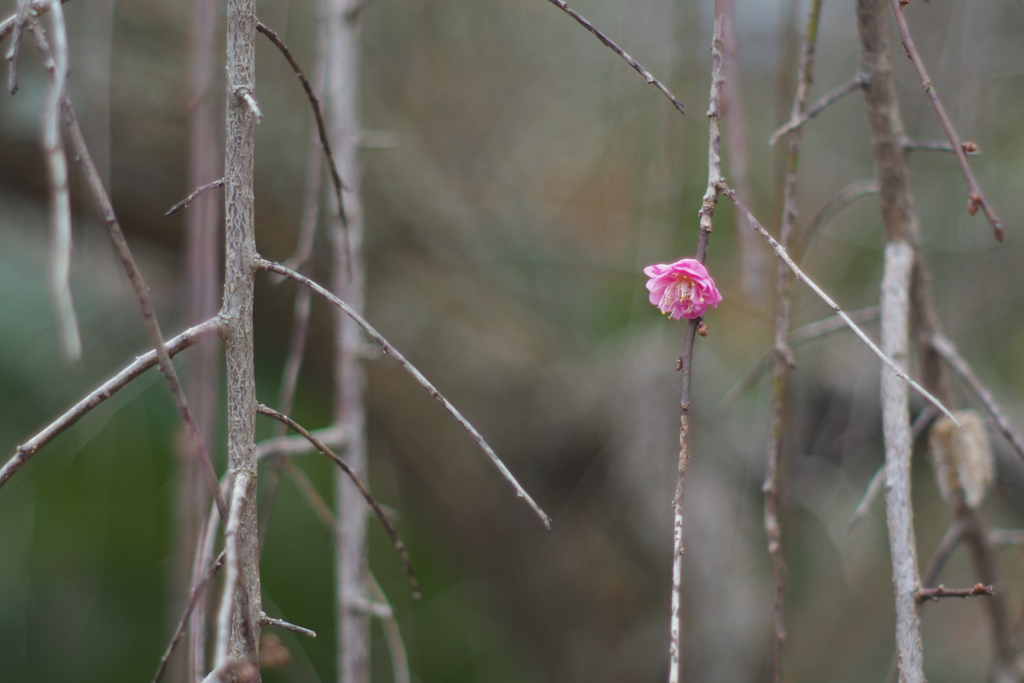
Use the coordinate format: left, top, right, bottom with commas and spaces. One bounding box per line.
644, 258, 722, 320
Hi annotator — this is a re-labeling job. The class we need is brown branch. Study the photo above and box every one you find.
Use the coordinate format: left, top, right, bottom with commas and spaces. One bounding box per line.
152, 551, 227, 683
668, 15, 724, 683
722, 185, 958, 426
0, 319, 221, 490
902, 137, 981, 155
765, 3, 823, 677
795, 180, 879, 263
256, 404, 421, 599
916, 584, 995, 604
768, 72, 868, 145
887, 0, 1003, 241
543, 0, 685, 116
166, 178, 225, 216
29, 24, 229, 525
255, 20, 350, 269
930, 333, 1024, 463
256, 259, 552, 528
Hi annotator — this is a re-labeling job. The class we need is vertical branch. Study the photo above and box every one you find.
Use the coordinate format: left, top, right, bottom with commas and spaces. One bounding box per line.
879, 241, 924, 683
763, 1, 822, 680
41, 0, 81, 361
668, 14, 724, 683
718, 0, 766, 302
223, 0, 261, 671
183, 0, 222, 675
324, 0, 370, 679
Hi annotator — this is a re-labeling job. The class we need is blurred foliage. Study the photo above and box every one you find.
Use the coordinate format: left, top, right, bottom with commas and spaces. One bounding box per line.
1, 0, 1024, 681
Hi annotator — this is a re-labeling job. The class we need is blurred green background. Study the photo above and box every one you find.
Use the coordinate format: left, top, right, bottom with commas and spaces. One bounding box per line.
1, 0, 1024, 681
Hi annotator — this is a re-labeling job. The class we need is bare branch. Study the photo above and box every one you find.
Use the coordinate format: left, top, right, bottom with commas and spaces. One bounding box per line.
669, 16, 724, 683
543, 0, 685, 116
0, 319, 220, 490
990, 529, 1024, 546
214, 472, 255, 669
902, 137, 981, 155
722, 185, 959, 427
29, 24, 228, 524
921, 520, 965, 589
768, 73, 868, 145
255, 20, 350, 269
257, 259, 552, 528
39, 0, 81, 361
283, 459, 335, 527
916, 584, 995, 604
253, 426, 347, 462
887, 0, 1003, 241
930, 333, 1024, 463
166, 178, 225, 216
261, 613, 317, 638
153, 551, 227, 683
0, 0, 70, 43
257, 404, 420, 598
4, 0, 33, 93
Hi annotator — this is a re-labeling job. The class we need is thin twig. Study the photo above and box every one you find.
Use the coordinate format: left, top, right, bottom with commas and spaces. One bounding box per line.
367, 573, 411, 683
795, 180, 879, 263
930, 333, 1024, 462
921, 520, 966, 589
261, 613, 317, 638
0, 0, 70, 43
0, 319, 220, 490
764, 2, 823, 677
214, 472, 253, 668
902, 137, 980, 155
152, 551, 227, 683
4, 0, 32, 92
39, 0, 81, 361
847, 405, 937, 530
990, 529, 1024, 546
768, 73, 868, 145
668, 16, 724, 683
256, 259, 553, 528
721, 185, 959, 427
255, 20, 350, 271
166, 178, 225, 216
283, 460, 335, 527
543, 0, 685, 116
916, 584, 995, 603
29, 25, 229, 525
887, 0, 1003, 241
252, 426, 347, 462
257, 404, 422, 599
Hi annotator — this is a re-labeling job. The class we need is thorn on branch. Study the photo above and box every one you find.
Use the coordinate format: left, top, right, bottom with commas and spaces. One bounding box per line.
261, 612, 317, 638
166, 178, 225, 216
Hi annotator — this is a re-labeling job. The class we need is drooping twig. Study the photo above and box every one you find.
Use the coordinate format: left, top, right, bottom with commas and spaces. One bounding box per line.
256, 259, 553, 528
0, 319, 220, 490
255, 20, 350, 269
795, 180, 879, 263
930, 333, 1024, 462
879, 240, 925, 683
887, 0, 1003, 241
768, 73, 868, 145
916, 584, 995, 604
39, 0, 81, 361
152, 551, 227, 683
721, 185, 959, 426
668, 16, 724, 683
764, 3, 823, 677
29, 24, 229, 525
261, 613, 317, 638
543, 0, 685, 116
257, 404, 421, 598
166, 178, 225, 216
253, 426, 347, 462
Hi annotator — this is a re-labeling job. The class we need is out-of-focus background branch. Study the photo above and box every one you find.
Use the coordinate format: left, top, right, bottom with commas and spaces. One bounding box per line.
1, 0, 1023, 681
